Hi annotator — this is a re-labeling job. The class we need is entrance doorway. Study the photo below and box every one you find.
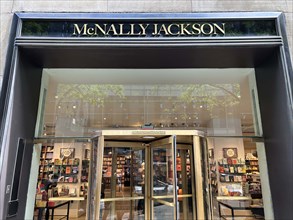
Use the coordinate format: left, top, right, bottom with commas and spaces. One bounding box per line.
88, 130, 210, 220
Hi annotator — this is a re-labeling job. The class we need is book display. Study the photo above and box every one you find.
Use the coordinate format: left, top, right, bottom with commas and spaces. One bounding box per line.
217, 158, 246, 196
102, 152, 143, 187
36, 143, 91, 218
245, 153, 262, 199
124, 156, 131, 186
38, 145, 54, 180
218, 158, 246, 183
53, 158, 79, 183
210, 147, 263, 199
208, 149, 218, 194
176, 150, 191, 186
81, 160, 90, 183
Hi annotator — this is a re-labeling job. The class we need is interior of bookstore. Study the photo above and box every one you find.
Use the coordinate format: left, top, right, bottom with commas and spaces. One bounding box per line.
30, 68, 268, 220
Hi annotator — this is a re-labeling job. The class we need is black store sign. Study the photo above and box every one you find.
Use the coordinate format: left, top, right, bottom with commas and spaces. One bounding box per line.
21, 19, 277, 38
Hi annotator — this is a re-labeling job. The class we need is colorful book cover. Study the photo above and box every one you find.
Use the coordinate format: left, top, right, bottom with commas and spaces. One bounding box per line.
68, 159, 74, 165
72, 166, 78, 174
74, 158, 80, 165
229, 166, 234, 173
54, 159, 61, 165
65, 166, 71, 174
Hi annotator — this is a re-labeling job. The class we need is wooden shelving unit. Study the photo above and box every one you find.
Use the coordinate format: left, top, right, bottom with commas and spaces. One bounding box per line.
245, 159, 262, 199
38, 145, 54, 180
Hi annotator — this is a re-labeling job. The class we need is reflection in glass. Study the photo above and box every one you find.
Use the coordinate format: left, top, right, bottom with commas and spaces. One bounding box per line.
177, 148, 195, 220
152, 145, 176, 220
41, 68, 259, 138
102, 147, 145, 199
153, 204, 175, 220
98, 146, 146, 219
207, 137, 265, 219
152, 148, 174, 197
100, 201, 144, 220
178, 199, 194, 220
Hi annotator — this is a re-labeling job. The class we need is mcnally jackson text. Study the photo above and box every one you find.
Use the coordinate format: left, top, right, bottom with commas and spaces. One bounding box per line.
72, 22, 226, 37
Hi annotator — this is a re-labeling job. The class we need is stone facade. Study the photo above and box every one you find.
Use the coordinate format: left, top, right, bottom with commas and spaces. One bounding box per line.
0, 0, 293, 79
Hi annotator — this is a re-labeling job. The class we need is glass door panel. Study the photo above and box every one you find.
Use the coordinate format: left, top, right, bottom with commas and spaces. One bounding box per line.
176, 146, 196, 220
100, 145, 145, 220
88, 131, 209, 220
150, 136, 178, 220
88, 135, 104, 220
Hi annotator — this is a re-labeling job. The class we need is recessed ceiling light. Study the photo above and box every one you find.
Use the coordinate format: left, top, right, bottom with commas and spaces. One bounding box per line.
142, 136, 155, 139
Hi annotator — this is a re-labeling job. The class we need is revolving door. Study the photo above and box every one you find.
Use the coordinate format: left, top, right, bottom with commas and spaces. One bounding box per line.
87, 130, 210, 220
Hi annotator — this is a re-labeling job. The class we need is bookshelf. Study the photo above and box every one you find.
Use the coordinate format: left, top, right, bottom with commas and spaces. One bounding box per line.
209, 149, 218, 194
102, 154, 130, 187
245, 159, 259, 174
217, 158, 246, 196
38, 145, 54, 180
209, 160, 218, 193
36, 144, 90, 218
176, 150, 191, 186
245, 159, 262, 199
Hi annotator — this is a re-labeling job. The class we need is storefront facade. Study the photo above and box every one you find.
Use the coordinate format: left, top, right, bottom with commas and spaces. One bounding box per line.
0, 11, 292, 220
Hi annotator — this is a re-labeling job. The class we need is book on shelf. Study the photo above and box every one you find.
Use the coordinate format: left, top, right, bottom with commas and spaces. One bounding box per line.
232, 159, 238, 164
53, 166, 59, 174
65, 166, 71, 174
229, 166, 234, 173
68, 159, 74, 165
72, 166, 78, 174
73, 158, 79, 165
54, 159, 62, 165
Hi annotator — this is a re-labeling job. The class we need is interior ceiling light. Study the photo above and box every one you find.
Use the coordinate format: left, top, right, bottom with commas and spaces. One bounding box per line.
142, 136, 156, 139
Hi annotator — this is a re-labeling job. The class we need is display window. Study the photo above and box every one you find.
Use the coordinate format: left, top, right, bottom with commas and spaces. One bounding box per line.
207, 137, 266, 219
30, 67, 268, 220
38, 68, 260, 137
33, 138, 90, 219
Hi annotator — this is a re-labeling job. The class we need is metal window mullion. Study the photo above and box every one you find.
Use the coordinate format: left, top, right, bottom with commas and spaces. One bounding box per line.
172, 135, 178, 220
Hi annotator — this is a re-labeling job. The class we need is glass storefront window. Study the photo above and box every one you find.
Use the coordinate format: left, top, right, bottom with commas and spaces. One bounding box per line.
38, 68, 261, 138
207, 137, 266, 219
